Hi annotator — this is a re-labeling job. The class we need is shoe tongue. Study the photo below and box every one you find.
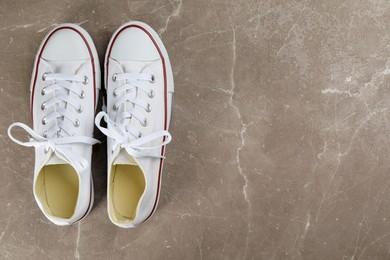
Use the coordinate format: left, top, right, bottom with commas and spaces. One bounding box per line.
120, 60, 153, 72
113, 150, 138, 165
46, 153, 68, 165
44, 60, 86, 134
117, 61, 153, 132
45, 60, 85, 74
118, 61, 151, 118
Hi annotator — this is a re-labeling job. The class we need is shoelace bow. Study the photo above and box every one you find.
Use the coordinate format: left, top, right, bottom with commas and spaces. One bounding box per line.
95, 72, 171, 159
8, 73, 99, 173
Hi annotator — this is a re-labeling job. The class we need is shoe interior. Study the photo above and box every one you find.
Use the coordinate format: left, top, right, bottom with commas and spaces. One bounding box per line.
110, 164, 145, 222
35, 164, 79, 219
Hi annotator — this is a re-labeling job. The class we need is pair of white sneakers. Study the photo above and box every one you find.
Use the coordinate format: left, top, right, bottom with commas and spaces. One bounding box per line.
7, 21, 174, 228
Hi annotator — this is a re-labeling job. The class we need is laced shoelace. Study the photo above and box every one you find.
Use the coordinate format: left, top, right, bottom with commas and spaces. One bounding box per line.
40, 73, 88, 136
8, 73, 99, 172
95, 72, 171, 159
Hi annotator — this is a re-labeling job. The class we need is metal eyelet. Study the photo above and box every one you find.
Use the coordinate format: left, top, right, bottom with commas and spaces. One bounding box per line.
113, 104, 118, 111
148, 90, 155, 98
74, 119, 80, 127
79, 91, 85, 99
83, 76, 88, 85
41, 88, 46, 96
42, 117, 47, 125
112, 74, 117, 82
113, 90, 118, 97
77, 106, 83, 113
111, 149, 115, 155
145, 104, 152, 113
44, 146, 50, 154
41, 102, 46, 111
42, 73, 48, 81
138, 132, 142, 138
149, 74, 156, 83
141, 118, 148, 127
43, 131, 48, 138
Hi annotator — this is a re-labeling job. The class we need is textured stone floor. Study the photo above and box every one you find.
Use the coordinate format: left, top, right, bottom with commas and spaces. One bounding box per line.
2, 0, 390, 259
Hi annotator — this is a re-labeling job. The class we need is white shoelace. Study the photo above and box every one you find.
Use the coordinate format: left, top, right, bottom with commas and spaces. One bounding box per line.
40, 73, 88, 136
7, 73, 99, 172
95, 72, 171, 159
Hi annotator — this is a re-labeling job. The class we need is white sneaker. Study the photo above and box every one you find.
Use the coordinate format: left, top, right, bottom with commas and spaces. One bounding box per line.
95, 21, 174, 228
7, 24, 101, 225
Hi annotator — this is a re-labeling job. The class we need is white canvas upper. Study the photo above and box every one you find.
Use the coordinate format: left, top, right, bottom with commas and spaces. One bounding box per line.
7, 24, 100, 225
95, 21, 174, 228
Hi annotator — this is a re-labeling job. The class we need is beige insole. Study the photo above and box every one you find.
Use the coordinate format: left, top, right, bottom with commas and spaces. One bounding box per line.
38, 164, 79, 218
112, 165, 145, 220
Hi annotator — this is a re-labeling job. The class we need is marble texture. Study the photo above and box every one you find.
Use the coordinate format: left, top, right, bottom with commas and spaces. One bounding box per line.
2, 0, 390, 259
